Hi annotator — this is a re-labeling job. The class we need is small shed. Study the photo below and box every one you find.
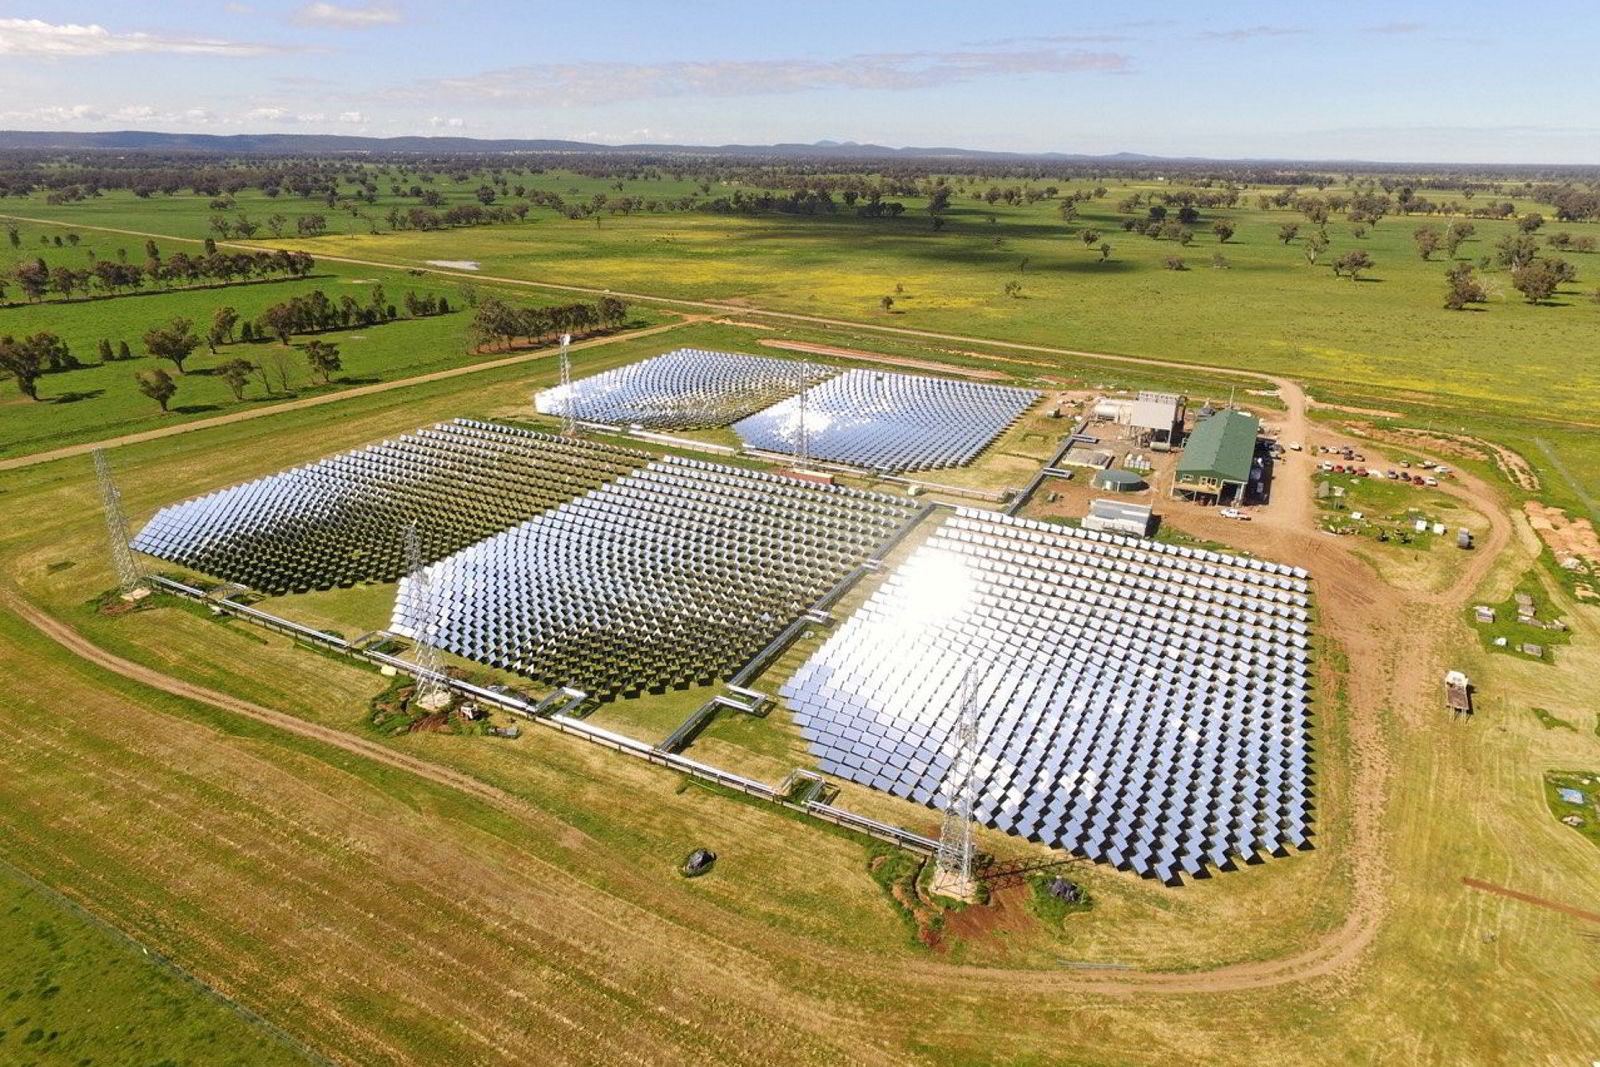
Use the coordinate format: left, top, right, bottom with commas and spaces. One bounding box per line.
1083, 498, 1154, 537
1473, 605, 1496, 623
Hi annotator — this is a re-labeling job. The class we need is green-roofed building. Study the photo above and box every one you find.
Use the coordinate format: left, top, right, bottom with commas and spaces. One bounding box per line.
1173, 409, 1260, 503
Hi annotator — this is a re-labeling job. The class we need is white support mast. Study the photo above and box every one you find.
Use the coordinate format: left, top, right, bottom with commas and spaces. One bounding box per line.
93, 449, 144, 597
795, 360, 811, 468
934, 662, 982, 899
558, 332, 576, 436
403, 523, 451, 711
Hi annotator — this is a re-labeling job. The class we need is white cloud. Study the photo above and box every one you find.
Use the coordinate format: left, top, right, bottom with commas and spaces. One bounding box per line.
0, 17, 288, 57
390, 47, 1130, 108
427, 115, 465, 128
292, 4, 402, 28
1196, 25, 1307, 42
337, 110, 364, 123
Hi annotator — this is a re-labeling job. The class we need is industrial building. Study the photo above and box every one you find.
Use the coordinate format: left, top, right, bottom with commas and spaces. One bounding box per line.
1172, 409, 1260, 504
1092, 391, 1187, 450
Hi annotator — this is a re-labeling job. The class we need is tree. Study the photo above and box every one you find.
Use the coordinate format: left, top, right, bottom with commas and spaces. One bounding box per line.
1098, 242, 1112, 262
1331, 250, 1374, 280
117, 340, 133, 362
1212, 220, 1235, 243
1079, 228, 1101, 247
1443, 263, 1486, 310
262, 347, 295, 392
304, 339, 341, 384
1444, 221, 1475, 258
1303, 231, 1330, 265
217, 358, 254, 400
143, 318, 200, 374
210, 305, 239, 351
97, 338, 113, 363
1278, 223, 1300, 244
1511, 258, 1562, 304
1413, 227, 1442, 260
0, 335, 45, 400
1163, 255, 1186, 271
1494, 234, 1540, 270
880, 295, 895, 312
1517, 212, 1544, 234
135, 368, 177, 411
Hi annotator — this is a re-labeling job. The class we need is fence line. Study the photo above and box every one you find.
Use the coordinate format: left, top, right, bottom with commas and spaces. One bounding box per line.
147, 575, 937, 856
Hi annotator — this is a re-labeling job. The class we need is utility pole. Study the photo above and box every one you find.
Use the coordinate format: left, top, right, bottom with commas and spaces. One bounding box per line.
93, 449, 144, 598
933, 662, 983, 900
403, 523, 450, 711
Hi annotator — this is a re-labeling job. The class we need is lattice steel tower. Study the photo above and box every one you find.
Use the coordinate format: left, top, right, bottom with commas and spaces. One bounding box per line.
558, 332, 576, 436
93, 448, 144, 595
936, 663, 982, 892
403, 523, 450, 710
795, 360, 811, 468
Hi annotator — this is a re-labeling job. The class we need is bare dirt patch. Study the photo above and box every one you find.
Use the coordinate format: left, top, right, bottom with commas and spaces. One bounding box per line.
1524, 502, 1600, 575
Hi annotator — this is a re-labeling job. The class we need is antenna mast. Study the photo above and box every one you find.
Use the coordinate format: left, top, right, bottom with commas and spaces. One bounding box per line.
403, 523, 450, 711
93, 449, 144, 597
934, 662, 982, 899
558, 332, 576, 436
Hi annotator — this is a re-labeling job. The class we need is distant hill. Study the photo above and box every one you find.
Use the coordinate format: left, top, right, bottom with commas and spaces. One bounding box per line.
0, 129, 1169, 161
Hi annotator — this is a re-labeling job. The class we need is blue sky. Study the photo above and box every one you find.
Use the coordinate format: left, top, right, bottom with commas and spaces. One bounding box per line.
0, 1, 1595, 163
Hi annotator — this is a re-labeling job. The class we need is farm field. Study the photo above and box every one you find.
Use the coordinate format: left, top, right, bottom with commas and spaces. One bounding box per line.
18, 177, 1593, 424
3, 299, 1599, 1063
0, 858, 311, 1065
0, 220, 672, 459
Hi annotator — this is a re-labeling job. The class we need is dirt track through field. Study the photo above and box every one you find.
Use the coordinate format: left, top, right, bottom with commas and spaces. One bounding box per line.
0, 212, 1526, 1005
1461, 877, 1600, 924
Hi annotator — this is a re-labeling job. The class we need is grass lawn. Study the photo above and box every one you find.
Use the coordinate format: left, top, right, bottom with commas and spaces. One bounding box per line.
0, 858, 310, 1065
0, 220, 670, 458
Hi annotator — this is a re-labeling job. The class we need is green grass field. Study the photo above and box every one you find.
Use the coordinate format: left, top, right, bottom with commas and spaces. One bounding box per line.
0, 858, 310, 1065
0, 221, 669, 458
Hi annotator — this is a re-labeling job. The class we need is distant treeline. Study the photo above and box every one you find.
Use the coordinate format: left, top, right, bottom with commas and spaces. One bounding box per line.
5, 150, 1600, 221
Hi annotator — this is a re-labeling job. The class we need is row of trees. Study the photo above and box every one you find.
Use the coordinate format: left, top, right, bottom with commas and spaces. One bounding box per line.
128, 336, 346, 413
8, 245, 314, 304
468, 295, 628, 351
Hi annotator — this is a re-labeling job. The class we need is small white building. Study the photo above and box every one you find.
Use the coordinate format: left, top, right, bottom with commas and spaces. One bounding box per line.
1083, 498, 1154, 537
